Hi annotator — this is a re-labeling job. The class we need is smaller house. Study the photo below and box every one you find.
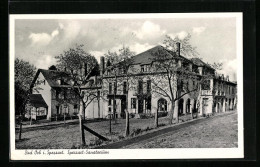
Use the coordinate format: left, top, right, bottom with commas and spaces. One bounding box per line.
28, 69, 80, 120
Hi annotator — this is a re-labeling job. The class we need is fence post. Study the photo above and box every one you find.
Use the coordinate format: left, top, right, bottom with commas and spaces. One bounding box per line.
125, 110, 129, 137
154, 109, 158, 128
78, 114, 86, 146
19, 113, 22, 140
64, 113, 66, 124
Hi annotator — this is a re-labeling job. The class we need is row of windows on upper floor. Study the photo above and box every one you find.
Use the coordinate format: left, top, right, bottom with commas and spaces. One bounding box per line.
104, 62, 214, 76
107, 79, 201, 95
108, 80, 151, 95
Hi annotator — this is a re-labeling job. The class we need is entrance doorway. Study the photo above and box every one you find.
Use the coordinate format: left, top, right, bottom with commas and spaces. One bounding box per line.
120, 98, 126, 118
178, 99, 184, 114
202, 98, 209, 115
138, 99, 144, 113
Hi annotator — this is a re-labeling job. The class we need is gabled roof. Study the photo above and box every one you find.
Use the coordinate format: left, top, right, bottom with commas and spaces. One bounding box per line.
130, 45, 169, 65
29, 94, 48, 108
127, 45, 191, 65
31, 69, 70, 88
190, 58, 214, 70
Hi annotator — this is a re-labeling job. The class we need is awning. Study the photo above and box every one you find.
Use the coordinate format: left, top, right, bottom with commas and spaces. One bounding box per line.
29, 94, 48, 108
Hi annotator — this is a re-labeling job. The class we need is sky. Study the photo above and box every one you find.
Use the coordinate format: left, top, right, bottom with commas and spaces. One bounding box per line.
15, 16, 238, 81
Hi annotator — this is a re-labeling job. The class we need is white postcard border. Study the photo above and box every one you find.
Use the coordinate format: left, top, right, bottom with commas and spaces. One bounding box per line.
9, 13, 243, 160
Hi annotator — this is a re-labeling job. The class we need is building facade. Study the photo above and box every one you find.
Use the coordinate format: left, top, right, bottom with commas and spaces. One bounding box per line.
27, 69, 80, 120
95, 44, 237, 119
27, 44, 237, 121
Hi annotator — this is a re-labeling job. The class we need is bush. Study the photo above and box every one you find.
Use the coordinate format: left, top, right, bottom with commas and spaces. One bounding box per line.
139, 113, 149, 119
130, 128, 142, 137
158, 112, 168, 118
129, 113, 135, 118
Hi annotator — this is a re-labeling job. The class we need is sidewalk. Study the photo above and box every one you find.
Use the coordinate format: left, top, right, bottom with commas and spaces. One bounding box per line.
95, 111, 236, 149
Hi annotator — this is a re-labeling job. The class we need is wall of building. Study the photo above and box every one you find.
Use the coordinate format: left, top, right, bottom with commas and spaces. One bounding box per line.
32, 72, 52, 120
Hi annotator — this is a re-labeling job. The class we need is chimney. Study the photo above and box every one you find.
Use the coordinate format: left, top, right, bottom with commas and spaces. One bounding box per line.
100, 56, 105, 75
189, 63, 192, 71
176, 42, 181, 56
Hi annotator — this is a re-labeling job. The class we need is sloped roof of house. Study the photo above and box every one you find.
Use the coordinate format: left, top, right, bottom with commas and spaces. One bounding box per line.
29, 94, 48, 108
31, 69, 71, 88
128, 45, 191, 65
190, 58, 214, 70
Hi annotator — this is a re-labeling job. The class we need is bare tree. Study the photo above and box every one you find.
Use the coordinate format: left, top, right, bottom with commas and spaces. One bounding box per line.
103, 46, 136, 136
55, 44, 100, 121
148, 34, 217, 124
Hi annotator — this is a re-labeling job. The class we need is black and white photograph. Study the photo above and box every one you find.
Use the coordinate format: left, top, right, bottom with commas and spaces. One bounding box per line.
9, 13, 243, 160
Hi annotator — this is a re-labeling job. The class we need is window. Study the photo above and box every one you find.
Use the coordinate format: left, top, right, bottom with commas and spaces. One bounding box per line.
138, 80, 143, 94
109, 83, 112, 94
97, 91, 100, 98
114, 82, 117, 94
202, 80, 210, 90
108, 99, 112, 106
74, 104, 78, 113
89, 80, 94, 86
193, 80, 196, 88
107, 69, 111, 76
123, 68, 127, 74
56, 90, 60, 99
141, 65, 150, 73
158, 98, 167, 112
64, 90, 67, 100
147, 80, 151, 93
131, 98, 136, 109
177, 79, 184, 90
146, 97, 151, 110
141, 65, 145, 72
123, 82, 127, 94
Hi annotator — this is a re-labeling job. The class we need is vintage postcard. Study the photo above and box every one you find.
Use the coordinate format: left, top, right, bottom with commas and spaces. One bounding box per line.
9, 13, 243, 160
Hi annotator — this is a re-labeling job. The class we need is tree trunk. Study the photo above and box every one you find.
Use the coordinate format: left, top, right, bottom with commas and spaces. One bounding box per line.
19, 114, 22, 140
78, 114, 86, 146
191, 108, 194, 119
113, 99, 117, 124
154, 108, 158, 128
125, 110, 129, 137
109, 112, 112, 134
82, 100, 86, 121
169, 101, 177, 124
97, 98, 100, 118
64, 113, 66, 124
30, 110, 32, 125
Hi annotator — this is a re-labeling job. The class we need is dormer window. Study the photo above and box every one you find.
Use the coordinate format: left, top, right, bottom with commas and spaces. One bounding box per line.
140, 65, 150, 73
107, 69, 111, 76
141, 65, 145, 72
89, 80, 94, 87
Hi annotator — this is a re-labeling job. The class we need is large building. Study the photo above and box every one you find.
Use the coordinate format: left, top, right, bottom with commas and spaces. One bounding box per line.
27, 44, 237, 121
84, 44, 237, 119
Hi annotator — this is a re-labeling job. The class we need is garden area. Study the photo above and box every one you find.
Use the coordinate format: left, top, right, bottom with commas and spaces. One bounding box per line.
15, 113, 172, 149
